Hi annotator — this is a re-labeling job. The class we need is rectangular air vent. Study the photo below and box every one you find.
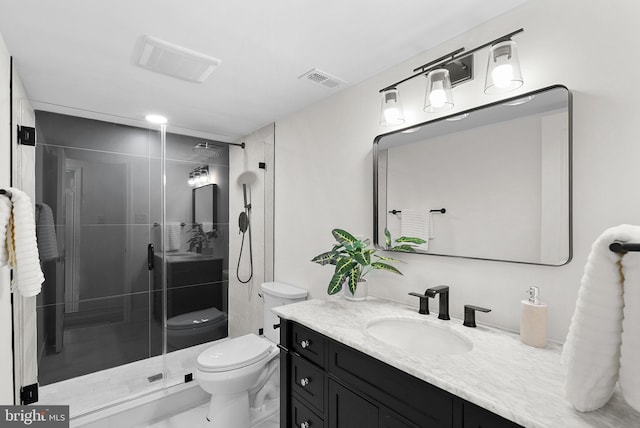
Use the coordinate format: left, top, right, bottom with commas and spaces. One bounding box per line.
137, 35, 221, 83
298, 68, 346, 89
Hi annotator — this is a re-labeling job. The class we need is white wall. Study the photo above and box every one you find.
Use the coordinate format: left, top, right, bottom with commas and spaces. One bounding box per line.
0, 34, 14, 404
274, 0, 640, 343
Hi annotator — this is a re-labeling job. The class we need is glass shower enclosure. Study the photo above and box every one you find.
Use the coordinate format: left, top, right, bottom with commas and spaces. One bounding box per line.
34, 109, 231, 414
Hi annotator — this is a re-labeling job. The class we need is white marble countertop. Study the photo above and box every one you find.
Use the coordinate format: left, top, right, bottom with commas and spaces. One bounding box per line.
272, 297, 640, 428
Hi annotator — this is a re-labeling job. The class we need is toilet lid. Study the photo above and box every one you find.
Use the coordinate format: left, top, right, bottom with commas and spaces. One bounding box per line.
167, 308, 226, 331
197, 334, 273, 372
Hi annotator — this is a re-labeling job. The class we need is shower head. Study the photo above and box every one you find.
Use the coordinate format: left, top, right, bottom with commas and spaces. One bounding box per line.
237, 171, 258, 186
193, 142, 223, 158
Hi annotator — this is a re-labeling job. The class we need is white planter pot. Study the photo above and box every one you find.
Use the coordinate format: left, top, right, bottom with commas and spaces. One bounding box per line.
344, 280, 368, 301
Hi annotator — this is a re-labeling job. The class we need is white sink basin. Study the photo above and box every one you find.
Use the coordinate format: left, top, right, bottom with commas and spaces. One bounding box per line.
365, 318, 473, 357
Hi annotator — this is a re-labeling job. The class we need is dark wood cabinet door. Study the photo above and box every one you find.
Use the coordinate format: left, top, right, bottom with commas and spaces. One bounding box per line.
328, 379, 378, 427
463, 402, 523, 428
380, 408, 421, 428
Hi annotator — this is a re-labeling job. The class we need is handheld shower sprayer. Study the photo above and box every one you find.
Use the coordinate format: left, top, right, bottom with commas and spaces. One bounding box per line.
236, 171, 258, 284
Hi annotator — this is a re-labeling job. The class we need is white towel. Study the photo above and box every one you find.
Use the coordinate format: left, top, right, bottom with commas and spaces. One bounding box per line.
166, 222, 181, 252
562, 224, 640, 412
0, 195, 10, 267
35, 203, 59, 262
400, 209, 429, 251
4, 188, 45, 297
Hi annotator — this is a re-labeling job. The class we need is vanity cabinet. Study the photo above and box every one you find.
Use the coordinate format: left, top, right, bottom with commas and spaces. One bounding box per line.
280, 319, 522, 428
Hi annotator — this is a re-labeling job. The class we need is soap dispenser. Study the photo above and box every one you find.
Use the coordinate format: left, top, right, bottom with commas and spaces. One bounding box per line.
520, 286, 547, 348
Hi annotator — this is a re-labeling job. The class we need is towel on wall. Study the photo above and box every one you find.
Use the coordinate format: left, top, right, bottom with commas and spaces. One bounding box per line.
2, 188, 45, 297
562, 224, 640, 412
0, 195, 11, 267
166, 222, 182, 252
35, 203, 59, 262
400, 209, 429, 251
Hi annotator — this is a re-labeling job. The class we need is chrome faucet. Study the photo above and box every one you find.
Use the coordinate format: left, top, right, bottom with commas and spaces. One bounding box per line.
426, 285, 450, 320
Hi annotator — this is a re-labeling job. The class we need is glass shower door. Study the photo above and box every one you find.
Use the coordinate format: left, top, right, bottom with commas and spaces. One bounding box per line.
35, 110, 166, 414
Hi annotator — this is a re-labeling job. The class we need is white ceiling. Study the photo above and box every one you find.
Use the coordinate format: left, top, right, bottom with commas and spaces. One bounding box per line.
0, 0, 527, 142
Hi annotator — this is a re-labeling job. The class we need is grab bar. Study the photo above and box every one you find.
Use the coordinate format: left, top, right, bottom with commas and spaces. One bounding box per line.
610, 242, 640, 253
389, 208, 446, 215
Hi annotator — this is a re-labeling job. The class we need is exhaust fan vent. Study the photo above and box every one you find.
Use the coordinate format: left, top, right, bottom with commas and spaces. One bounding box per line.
298, 68, 346, 89
137, 35, 221, 83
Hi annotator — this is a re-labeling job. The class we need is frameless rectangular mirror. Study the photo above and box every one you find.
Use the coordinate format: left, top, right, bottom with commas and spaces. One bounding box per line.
374, 85, 571, 265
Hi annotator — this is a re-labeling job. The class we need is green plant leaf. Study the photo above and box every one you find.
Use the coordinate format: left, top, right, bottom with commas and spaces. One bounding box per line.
332, 229, 357, 245
328, 271, 346, 295
371, 262, 403, 275
311, 251, 338, 266
384, 228, 392, 248
395, 236, 427, 244
347, 266, 360, 294
390, 244, 417, 253
335, 258, 358, 276
353, 249, 370, 266
374, 254, 404, 263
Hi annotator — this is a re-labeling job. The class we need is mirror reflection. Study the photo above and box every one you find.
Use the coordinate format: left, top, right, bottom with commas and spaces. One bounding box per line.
374, 85, 571, 265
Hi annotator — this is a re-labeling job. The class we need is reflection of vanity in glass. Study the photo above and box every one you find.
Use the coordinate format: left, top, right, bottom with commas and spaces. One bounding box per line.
153, 253, 224, 320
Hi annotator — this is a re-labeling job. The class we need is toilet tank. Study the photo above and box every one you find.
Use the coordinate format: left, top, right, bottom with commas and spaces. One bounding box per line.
261, 282, 307, 343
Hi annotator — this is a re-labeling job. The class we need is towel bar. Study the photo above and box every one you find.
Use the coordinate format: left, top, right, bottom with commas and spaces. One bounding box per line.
610, 242, 640, 253
153, 222, 187, 227
389, 208, 446, 215
0, 189, 12, 199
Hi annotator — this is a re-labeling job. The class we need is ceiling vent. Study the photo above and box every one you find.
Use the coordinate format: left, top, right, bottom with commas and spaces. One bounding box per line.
298, 68, 346, 89
137, 35, 221, 83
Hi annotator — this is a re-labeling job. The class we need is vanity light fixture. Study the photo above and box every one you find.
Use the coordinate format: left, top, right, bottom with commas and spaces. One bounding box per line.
189, 166, 210, 188
484, 40, 523, 94
379, 28, 524, 126
380, 88, 405, 126
424, 69, 454, 112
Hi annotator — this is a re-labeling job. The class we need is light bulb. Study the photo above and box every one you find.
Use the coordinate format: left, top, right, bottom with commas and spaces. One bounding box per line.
429, 80, 447, 108
383, 107, 402, 125
492, 62, 514, 89
188, 175, 195, 186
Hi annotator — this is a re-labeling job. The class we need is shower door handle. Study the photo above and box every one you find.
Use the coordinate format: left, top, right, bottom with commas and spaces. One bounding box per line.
148, 244, 154, 270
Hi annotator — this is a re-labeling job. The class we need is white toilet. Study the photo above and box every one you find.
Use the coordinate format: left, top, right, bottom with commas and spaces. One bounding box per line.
195, 281, 307, 428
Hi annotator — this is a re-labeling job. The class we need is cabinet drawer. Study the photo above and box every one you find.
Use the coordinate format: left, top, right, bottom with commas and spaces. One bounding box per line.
291, 354, 325, 414
291, 323, 326, 367
463, 402, 523, 428
292, 397, 325, 428
328, 340, 453, 427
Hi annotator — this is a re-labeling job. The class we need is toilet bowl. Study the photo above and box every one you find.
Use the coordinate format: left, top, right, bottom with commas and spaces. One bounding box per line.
166, 307, 228, 350
195, 281, 307, 428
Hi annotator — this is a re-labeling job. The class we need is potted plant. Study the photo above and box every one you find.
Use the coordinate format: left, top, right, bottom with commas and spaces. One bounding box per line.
311, 228, 426, 300
187, 223, 218, 254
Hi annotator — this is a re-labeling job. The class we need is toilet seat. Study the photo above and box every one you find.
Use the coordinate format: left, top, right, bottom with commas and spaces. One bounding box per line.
197, 334, 273, 373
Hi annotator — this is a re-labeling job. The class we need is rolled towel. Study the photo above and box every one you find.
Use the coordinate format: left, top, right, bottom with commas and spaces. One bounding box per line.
0, 195, 10, 267
562, 224, 640, 412
5, 187, 45, 297
400, 209, 429, 251
166, 222, 181, 252
35, 203, 59, 262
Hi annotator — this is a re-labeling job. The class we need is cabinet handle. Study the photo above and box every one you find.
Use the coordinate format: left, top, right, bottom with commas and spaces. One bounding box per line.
300, 422, 310, 428
299, 377, 310, 387
300, 339, 310, 349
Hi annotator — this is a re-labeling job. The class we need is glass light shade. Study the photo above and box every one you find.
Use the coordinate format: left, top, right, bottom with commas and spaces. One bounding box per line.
380, 88, 405, 126
484, 40, 523, 94
424, 69, 454, 113
188, 173, 195, 187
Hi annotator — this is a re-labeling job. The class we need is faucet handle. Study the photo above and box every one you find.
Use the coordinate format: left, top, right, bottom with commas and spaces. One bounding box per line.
408, 292, 430, 315
463, 305, 491, 328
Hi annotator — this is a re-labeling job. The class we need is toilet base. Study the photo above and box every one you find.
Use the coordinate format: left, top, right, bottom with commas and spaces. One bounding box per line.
205, 391, 250, 428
